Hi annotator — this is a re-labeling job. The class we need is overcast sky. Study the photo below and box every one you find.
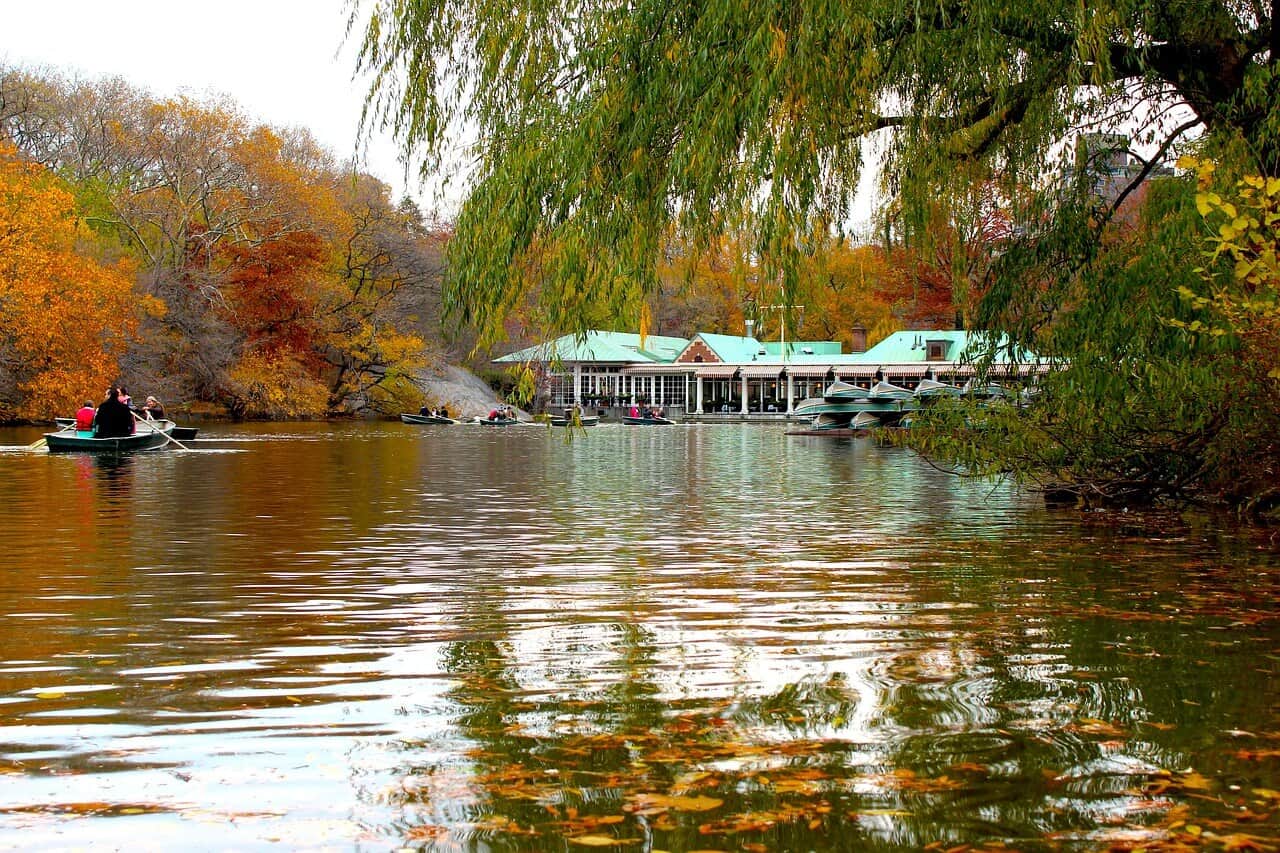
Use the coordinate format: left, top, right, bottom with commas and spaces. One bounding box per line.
1, 0, 463, 215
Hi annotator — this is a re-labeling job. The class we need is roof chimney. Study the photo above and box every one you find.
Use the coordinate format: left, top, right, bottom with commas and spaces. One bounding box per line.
745, 318, 756, 339
850, 325, 867, 353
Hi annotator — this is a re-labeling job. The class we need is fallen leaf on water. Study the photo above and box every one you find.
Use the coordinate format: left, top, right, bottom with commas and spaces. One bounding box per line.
568, 835, 640, 847
629, 793, 723, 813
35, 692, 65, 699
1218, 834, 1271, 851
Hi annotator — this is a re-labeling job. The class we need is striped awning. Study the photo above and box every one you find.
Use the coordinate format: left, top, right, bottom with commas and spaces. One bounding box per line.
620, 361, 1052, 378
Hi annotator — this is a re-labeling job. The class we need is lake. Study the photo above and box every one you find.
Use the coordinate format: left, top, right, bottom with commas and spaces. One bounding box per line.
0, 421, 1277, 850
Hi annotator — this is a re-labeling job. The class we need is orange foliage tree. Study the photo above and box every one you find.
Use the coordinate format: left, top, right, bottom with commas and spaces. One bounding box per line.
799, 239, 898, 349
0, 145, 140, 419
3, 70, 445, 419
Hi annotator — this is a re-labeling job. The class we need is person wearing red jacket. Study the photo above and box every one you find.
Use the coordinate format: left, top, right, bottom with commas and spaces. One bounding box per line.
74, 400, 96, 431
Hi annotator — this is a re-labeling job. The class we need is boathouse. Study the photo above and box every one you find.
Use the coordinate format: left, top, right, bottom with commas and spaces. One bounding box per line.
494, 329, 1044, 420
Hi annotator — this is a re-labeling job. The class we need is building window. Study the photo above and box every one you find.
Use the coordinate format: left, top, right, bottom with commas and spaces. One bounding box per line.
926, 340, 949, 361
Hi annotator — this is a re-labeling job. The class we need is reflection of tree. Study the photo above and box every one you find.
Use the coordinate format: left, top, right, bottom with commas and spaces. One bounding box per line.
373, 535, 1280, 851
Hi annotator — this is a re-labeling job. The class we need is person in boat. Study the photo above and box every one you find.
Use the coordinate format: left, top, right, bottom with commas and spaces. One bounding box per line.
419, 404, 430, 416
94, 387, 135, 438
628, 404, 640, 418
439, 405, 450, 419
488, 407, 500, 420
118, 385, 134, 410
74, 399, 96, 431
140, 396, 165, 420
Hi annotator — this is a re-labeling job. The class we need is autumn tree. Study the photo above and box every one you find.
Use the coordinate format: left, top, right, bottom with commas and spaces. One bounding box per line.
2, 68, 449, 419
799, 241, 897, 349
0, 145, 140, 419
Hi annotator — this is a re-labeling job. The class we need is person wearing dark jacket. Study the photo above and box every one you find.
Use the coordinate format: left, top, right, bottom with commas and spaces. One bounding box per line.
94, 387, 135, 438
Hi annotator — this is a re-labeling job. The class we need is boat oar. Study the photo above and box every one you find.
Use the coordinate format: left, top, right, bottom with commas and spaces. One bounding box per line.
25, 419, 75, 450
133, 413, 189, 451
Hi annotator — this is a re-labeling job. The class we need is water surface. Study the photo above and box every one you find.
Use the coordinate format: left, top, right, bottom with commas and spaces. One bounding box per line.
0, 421, 1276, 850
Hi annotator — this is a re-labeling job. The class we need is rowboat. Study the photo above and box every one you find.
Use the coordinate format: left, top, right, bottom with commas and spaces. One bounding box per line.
56, 416, 199, 440
477, 416, 520, 426
792, 398, 867, 418
400, 412, 457, 425
822, 379, 913, 402
44, 420, 178, 453
548, 414, 600, 427
622, 415, 674, 425
914, 378, 965, 398
864, 380, 915, 402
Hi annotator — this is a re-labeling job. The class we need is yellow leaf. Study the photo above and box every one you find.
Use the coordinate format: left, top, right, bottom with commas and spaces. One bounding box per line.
568, 835, 640, 847
35, 691, 66, 699
630, 793, 723, 812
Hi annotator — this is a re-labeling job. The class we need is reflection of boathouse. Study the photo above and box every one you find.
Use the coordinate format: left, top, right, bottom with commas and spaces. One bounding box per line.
495, 329, 1045, 420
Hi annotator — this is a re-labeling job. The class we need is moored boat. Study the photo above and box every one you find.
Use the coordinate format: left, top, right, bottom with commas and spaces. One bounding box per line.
864, 380, 915, 402
793, 398, 868, 418
477, 416, 520, 426
820, 380, 866, 401
851, 411, 884, 429
811, 412, 858, 431
44, 420, 178, 453
914, 378, 965, 398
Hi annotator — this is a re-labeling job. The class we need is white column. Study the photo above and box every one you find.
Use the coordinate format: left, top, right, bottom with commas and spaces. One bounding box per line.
572, 365, 581, 405
696, 375, 704, 414
740, 375, 749, 414
786, 375, 794, 413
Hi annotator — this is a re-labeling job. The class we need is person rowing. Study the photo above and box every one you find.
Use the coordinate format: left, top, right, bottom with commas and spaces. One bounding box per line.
140, 396, 166, 420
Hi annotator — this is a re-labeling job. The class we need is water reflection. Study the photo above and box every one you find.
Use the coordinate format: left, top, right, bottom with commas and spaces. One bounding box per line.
0, 422, 1275, 849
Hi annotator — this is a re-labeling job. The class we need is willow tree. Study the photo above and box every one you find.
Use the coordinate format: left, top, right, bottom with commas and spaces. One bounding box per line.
353, 0, 1278, 508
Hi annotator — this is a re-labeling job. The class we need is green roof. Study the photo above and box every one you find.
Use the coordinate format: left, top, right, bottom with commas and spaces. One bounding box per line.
763, 341, 843, 356
494, 331, 690, 364
494, 329, 1036, 366
691, 333, 768, 362
861, 331, 1032, 363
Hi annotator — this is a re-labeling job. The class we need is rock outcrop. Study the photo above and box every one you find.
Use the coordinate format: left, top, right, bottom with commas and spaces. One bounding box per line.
414, 364, 521, 419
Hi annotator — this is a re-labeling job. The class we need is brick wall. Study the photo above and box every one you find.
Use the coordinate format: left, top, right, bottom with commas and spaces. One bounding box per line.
676, 340, 720, 363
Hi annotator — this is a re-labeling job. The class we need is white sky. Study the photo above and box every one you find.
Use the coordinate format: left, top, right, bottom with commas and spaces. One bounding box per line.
1, 0, 462, 217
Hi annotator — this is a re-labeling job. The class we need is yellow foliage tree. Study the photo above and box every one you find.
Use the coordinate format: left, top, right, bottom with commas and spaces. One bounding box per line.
0, 145, 139, 420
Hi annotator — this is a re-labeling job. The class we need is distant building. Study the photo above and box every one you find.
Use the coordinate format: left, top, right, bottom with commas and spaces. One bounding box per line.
494, 329, 1045, 419
1073, 133, 1174, 204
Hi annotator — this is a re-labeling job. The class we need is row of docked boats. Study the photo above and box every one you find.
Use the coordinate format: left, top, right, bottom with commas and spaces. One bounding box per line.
792, 378, 1010, 432
398, 411, 673, 427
